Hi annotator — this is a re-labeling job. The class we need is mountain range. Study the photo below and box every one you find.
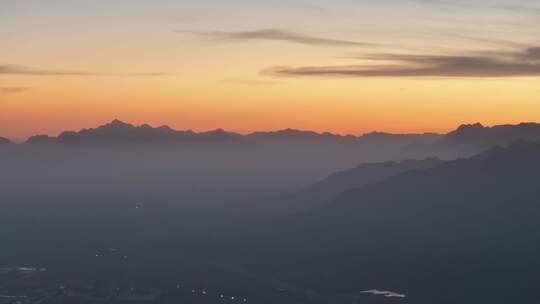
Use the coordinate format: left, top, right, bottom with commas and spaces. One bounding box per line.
20, 119, 441, 146
3, 119, 540, 303
3, 120, 540, 159
434, 122, 540, 155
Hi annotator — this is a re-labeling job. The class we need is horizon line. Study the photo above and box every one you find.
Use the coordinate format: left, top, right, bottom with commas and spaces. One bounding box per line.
3, 119, 540, 143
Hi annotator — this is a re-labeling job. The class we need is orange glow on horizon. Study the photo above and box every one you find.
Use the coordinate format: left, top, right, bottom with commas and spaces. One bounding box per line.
2, 2, 540, 141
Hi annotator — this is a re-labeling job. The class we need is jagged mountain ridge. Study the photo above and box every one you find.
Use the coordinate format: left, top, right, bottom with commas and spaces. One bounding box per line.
433, 122, 540, 154
23, 119, 441, 145
17, 120, 540, 150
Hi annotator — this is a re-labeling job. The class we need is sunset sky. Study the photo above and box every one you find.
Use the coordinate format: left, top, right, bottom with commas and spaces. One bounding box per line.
2, 0, 540, 141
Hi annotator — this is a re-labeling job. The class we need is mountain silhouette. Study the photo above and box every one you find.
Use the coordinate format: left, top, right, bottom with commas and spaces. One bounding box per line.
246, 128, 358, 143
0, 137, 11, 144
20, 121, 540, 157
242, 141, 540, 304
358, 131, 441, 146
269, 158, 443, 213
23, 119, 442, 147
26, 134, 57, 144
29, 119, 244, 144
312, 158, 442, 198
432, 122, 540, 155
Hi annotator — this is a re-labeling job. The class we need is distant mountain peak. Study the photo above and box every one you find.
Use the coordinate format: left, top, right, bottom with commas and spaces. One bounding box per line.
455, 123, 485, 132
0, 137, 11, 144
27, 134, 55, 144
210, 128, 227, 133
23, 120, 248, 145
416, 122, 540, 158
157, 125, 174, 131
111, 118, 126, 124
361, 131, 392, 138
443, 122, 540, 145
102, 119, 134, 129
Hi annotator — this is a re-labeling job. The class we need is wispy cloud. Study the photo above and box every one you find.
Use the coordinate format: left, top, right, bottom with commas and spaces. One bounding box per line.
442, 33, 528, 49
221, 78, 282, 86
0, 87, 32, 94
488, 3, 540, 15
177, 29, 371, 47
264, 46, 540, 78
0, 65, 166, 76
411, 0, 540, 13
518, 47, 540, 61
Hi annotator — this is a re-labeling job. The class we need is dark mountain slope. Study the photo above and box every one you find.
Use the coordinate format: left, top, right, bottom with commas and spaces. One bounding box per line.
309, 158, 442, 201
234, 141, 540, 304
267, 158, 444, 214
0, 137, 11, 144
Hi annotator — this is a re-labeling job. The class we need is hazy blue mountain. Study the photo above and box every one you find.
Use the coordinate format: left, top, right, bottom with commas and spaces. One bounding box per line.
21, 121, 540, 162
246, 128, 357, 143
358, 131, 441, 146
246, 129, 442, 146
430, 122, 540, 156
311, 158, 442, 199
266, 158, 444, 214
26, 134, 56, 144
237, 141, 540, 304
0, 137, 11, 144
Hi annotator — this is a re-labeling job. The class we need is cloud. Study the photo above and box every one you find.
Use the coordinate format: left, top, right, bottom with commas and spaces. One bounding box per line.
442, 33, 528, 49
0, 65, 166, 76
221, 79, 282, 86
177, 29, 371, 47
518, 47, 540, 61
412, 0, 540, 13
0, 87, 32, 94
491, 4, 540, 15
264, 47, 540, 78
361, 289, 406, 298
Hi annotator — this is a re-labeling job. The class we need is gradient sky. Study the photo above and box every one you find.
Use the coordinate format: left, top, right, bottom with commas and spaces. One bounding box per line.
2, 0, 540, 140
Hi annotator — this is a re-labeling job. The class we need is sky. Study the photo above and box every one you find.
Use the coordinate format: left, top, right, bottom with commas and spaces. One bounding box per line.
1, 0, 540, 141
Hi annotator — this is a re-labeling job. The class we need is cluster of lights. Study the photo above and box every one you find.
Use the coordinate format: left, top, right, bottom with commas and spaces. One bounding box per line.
190, 288, 248, 302
93, 249, 128, 260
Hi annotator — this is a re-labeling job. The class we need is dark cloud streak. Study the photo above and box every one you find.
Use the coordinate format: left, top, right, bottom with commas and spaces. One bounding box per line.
0, 65, 166, 77
0, 87, 32, 94
178, 29, 371, 47
265, 47, 540, 78
519, 47, 540, 61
